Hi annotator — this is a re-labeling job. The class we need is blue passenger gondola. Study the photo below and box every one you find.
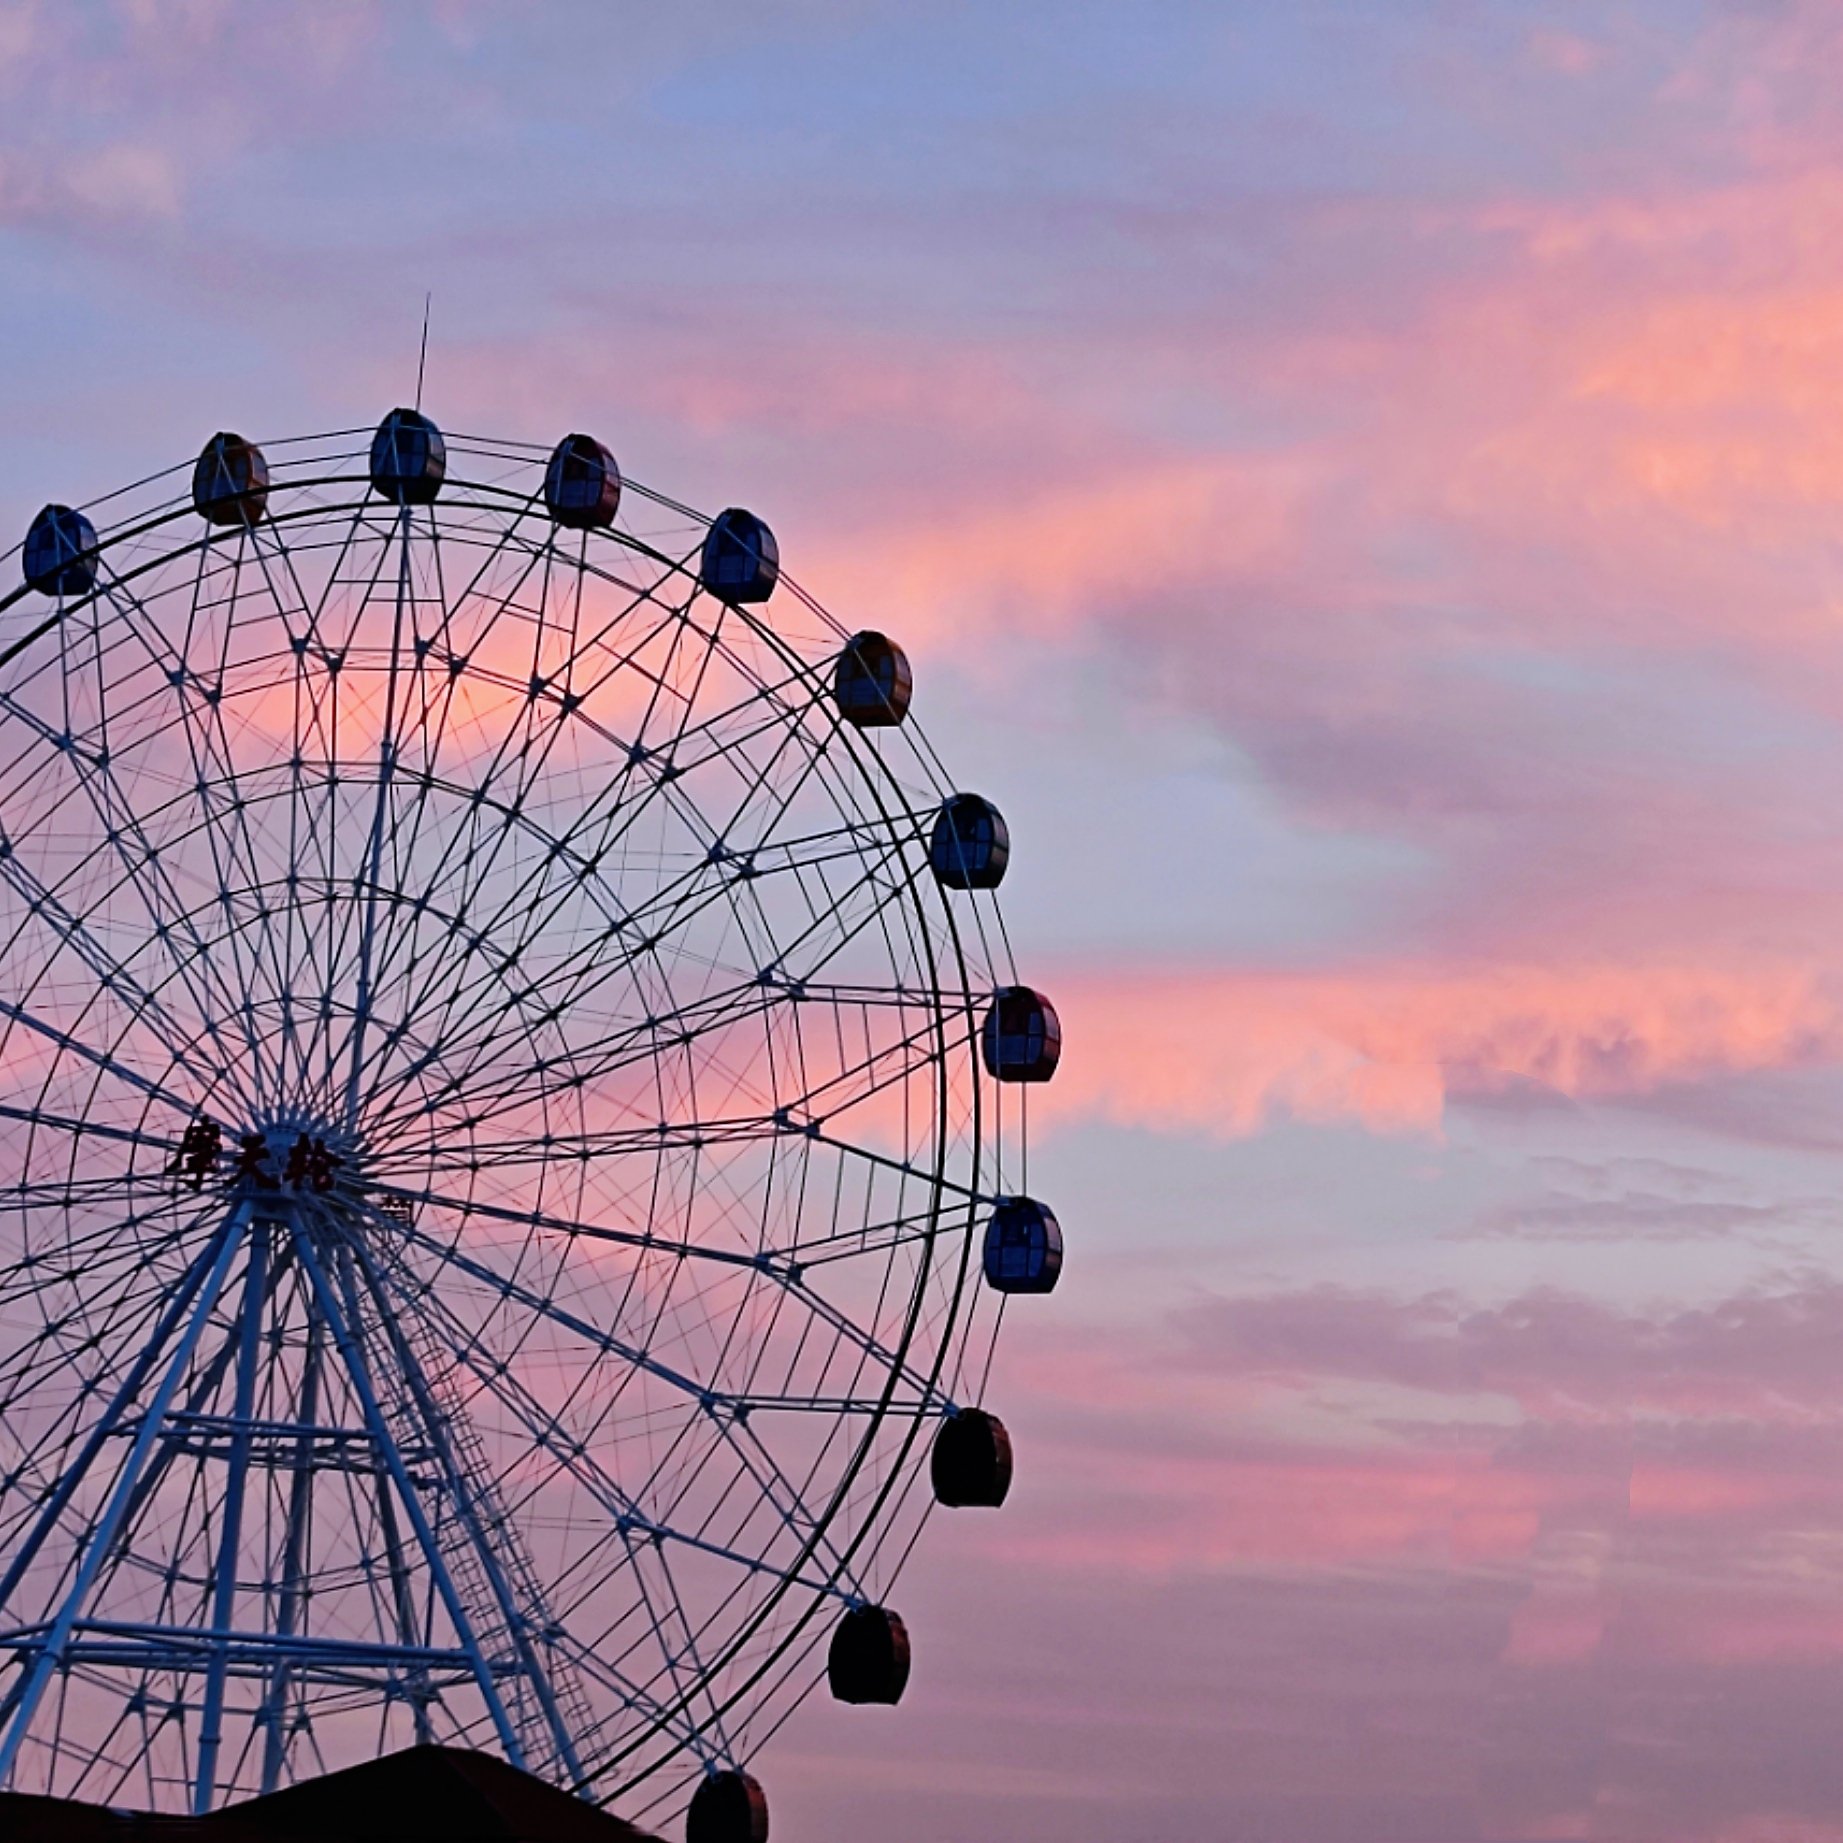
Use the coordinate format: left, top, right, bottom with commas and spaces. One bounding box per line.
544, 432, 621, 529
192, 432, 271, 526
929, 793, 1009, 890
369, 409, 446, 505
699, 507, 779, 603
833, 630, 912, 727
981, 986, 1061, 1083
983, 1197, 1063, 1294
22, 504, 99, 598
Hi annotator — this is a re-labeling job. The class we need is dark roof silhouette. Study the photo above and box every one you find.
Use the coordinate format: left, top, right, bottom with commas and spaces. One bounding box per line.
0, 1745, 663, 1843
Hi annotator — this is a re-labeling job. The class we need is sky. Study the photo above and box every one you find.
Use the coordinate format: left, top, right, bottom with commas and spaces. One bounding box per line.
11, 0, 1843, 1837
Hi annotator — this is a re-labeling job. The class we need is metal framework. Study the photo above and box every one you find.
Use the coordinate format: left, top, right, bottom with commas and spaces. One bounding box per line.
0, 430, 1025, 1828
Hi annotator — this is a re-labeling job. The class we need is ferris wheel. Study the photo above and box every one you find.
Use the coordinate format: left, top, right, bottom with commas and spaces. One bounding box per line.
0, 416, 1065, 1840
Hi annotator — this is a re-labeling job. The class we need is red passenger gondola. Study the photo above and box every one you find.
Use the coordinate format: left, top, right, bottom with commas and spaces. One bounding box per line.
544, 432, 621, 529
931, 1406, 1014, 1507
686, 1767, 770, 1843
833, 630, 912, 727
192, 432, 271, 525
981, 986, 1061, 1082
827, 1603, 911, 1704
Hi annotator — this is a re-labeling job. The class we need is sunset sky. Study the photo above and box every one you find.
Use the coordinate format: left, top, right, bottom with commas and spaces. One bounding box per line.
11, 3, 1843, 1837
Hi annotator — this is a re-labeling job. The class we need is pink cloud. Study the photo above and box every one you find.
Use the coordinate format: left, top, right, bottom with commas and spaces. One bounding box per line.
1527, 29, 1608, 78
359, 154, 1843, 997
1173, 1278, 1843, 1421
1039, 960, 1843, 1140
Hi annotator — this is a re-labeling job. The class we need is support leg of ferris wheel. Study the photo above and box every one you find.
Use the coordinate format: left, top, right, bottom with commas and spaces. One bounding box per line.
192, 1215, 274, 1812
369, 1415, 441, 1756
330, 1233, 442, 1745
256, 1308, 325, 1795
0, 1203, 234, 1633
0, 1203, 249, 1785
337, 1228, 589, 1785
285, 1213, 531, 1771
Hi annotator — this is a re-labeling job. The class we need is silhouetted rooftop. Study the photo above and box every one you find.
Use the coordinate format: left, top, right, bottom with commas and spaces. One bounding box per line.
0, 1745, 663, 1843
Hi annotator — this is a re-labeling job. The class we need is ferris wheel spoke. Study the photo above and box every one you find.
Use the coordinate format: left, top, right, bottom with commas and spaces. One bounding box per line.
0, 858, 218, 1098
431, 665, 835, 1045
338, 527, 563, 1055
369, 1176, 949, 1410
804, 1124, 991, 1206
438, 792, 916, 1089
294, 511, 424, 1113
774, 1005, 957, 1119
761, 1200, 965, 1271
360, 967, 782, 1142
386, 1216, 869, 1585
358, 572, 763, 1067
372, 861, 953, 1143
245, 503, 370, 1107
243, 499, 420, 1115
766, 1273, 953, 1413
555, 819, 909, 1003
362, 1180, 761, 1273
377, 1112, 789, 1176
371, 1097, 974, 1195
67, 575, 280, 1091
0, 1186, 181, 1260
322, 524, 658, 1093
393, 1220, 706, 1404
530, 653, 834, 946
0, 784, 256, 1111
414, 835, 953, 1139
0, 1222, 197, 1355
746, 832, 941, 999
339, 507, 423, 1130
611, 1526, 737, 1769
105, 551, 290, 1094
427, 993, 955, 1166
388, 1217, 898, 1585
347, 605, 726, 1119
0, 1188, 200, 1329
344, 637, 827, 1135
660, 1407, 863, 1604
0, 993, 205, 1123
377, 1265, 802, 1763
0, 1099, 173, 1162
351, 502, 559, 1058
156, 553, 300, 1106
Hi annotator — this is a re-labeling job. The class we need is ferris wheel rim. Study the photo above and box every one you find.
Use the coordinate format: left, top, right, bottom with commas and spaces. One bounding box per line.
0, 421, 1031, 1818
